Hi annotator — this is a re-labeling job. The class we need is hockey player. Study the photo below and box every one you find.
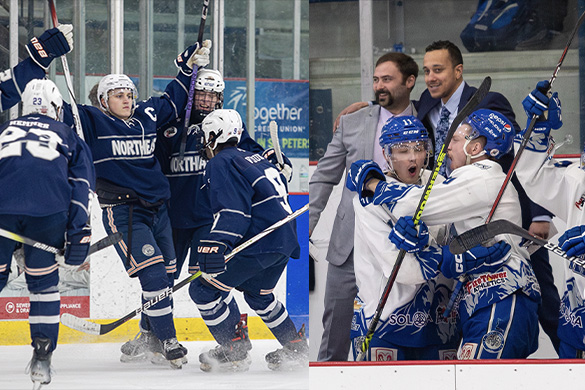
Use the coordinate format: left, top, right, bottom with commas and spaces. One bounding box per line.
516, 81, 585, 358
192, 109, 305, 372
353, 109, 541, 359
1, 25, 73, 112
59, 40, 212, 369
0, 79, 93, 388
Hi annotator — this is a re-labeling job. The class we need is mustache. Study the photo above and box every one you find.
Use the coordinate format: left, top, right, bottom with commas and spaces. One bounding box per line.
375, 89, 394, 105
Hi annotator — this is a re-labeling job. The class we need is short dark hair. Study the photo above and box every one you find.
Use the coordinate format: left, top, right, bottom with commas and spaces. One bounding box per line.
425, 40, 463, 67
375, 52, 419, 84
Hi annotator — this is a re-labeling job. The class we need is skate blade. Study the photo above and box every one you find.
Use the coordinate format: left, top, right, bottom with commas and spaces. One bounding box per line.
267, 359, 308, 371
32, 380, 46, 390
168, 357, 184, 370
149, 352, 188, 368
120, 353, 148, 363
200, 356, 251, 373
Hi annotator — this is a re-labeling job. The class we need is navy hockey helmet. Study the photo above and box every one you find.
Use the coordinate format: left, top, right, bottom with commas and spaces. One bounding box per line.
463, 109, 514, 159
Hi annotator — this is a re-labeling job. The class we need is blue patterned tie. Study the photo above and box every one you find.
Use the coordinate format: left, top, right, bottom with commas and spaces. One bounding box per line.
435, 106, 450, 176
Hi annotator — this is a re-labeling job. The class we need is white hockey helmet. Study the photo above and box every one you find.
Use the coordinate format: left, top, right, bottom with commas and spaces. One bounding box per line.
21, 79, 63, 120
97, 74, 138, 113
195, 69, 225, 93
191, 69, 225, 123
201, 109, 243, 153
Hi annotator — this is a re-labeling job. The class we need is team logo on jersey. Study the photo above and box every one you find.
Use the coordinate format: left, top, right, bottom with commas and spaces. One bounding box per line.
164, 127, 178, 138
439, 349, 458, 360
458, 343, 477, 360
371, 347, 397, 361
465, 271, 508, 294
142, 244, 155, 256
482, 329, 505, 353
575, 193, 585, 210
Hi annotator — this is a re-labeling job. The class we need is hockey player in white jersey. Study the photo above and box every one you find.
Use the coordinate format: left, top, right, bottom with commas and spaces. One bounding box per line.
517, 81, 585, 358
192, 109, 305, 372
353, 109, 541, 359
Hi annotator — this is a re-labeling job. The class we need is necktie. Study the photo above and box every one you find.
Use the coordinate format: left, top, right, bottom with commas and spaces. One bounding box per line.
435, 106, 450, 176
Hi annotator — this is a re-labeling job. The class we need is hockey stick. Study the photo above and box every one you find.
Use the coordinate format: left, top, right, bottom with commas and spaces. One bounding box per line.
269, 120, 285, 166
61, 203, 308, 335
355, 77, 492, 361
47, 0, 84, 141
0, 228, 122, 257
178, 0, 209, 162
485, 10, 585, 223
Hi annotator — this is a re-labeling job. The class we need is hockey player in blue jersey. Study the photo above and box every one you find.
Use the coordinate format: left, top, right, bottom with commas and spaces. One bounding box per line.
190, 109, 305, 372
0, 25, 73, 112
0, 79, 93, 388
59, 40, 212, 369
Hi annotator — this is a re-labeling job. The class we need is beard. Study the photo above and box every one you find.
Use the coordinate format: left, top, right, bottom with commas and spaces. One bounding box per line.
375, 89, 394, 108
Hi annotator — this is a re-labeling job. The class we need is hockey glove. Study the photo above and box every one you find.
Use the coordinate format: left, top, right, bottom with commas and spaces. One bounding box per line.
346, 160, 385, 206
64, 228, 92, 266
388, 216, 429, 253
262, 148, 293, 182
26, 24, 73, 70
198, 241, 227, 279
175, 40, 212, 76
440, 240, 511, 279
523, 80, 550, 118
559, 225, 585, 258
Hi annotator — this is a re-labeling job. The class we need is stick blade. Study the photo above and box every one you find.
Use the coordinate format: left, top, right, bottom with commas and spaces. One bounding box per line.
60, 313, 102, 335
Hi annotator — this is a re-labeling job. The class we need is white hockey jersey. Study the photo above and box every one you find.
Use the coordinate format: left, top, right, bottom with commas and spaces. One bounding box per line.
352, 171, 458, 348
370, 159, 541, 322
515, 135, 585, 350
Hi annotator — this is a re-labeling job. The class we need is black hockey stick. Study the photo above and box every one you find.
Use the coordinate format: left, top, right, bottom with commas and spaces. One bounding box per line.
355, 77, 492, 361
0, 228, 122, 257
61, 204, 308, 336
178, 0, 209, 162
485, 10, 585, 223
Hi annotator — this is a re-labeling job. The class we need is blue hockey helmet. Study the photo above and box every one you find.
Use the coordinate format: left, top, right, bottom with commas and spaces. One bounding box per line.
463, 109, 514, 159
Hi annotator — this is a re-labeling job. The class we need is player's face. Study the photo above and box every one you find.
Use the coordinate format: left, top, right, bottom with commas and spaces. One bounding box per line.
447, 124, 472, 171
386, 140, 428, 184
106, 88, 134, 120
373, 61, 414, 111
195, 91, 219, 112
423, 49, 463, 103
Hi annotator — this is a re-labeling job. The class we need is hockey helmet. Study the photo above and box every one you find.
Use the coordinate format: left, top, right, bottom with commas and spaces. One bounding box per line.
22, 79, 63, 120
201, 109, 243, 155
192, 69, 225, 124
97, 74, 138, 113
463, 109, 514, 159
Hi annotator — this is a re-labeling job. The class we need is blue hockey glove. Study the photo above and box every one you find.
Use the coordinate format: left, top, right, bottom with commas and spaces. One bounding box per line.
262, 148, 293, 182
175, 40, 211, 76
388, 216, 429, 253
64, 229, 91, 266
26, 24, 73, 70
559, 225, 585, 258
440, 240, 511, 279
346, 160, 385, 206
198, 241, 227, 278
523, 80, 550, 118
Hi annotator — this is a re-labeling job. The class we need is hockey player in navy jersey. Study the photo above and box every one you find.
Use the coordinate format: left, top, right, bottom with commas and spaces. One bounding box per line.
190, 109, 305, 372
59, 40, 212, 369
0, 79, 93, 388
1, 25, 73, 112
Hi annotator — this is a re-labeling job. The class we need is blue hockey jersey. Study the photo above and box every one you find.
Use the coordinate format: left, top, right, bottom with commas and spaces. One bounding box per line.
203, 146, 300, 260
0, 58, 46, 112
0, 114, 94, 235
62, 72, 192, 205
156, 119, 264, 229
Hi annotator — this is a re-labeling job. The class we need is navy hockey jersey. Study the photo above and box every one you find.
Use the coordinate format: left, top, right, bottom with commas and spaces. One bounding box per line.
156, 119, 264, 229
0, 58, 45, 112
0, 114, 94, 235
203, 146, 300, 260
62, 72, 191, 205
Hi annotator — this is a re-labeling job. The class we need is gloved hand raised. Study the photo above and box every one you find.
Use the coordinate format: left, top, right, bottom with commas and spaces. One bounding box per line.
64, 228, 91, 266
198, 241, 227, 280
440, 240, 511, 279
559, 225, 585, 258
262, 148, 293, 182
523, 80, 550, 118
346, 160, 384, 198
26, 24, 74, 70
388, 216, 429, 253
175, 40, 212, 76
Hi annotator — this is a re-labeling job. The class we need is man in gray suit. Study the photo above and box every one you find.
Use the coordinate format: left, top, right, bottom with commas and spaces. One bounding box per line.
309, 52, 419, 361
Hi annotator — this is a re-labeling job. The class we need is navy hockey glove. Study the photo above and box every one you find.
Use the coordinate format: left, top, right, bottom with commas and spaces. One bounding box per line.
175, 40, 211, 76
440, 240, 511, 279
26, 24, 73, 70
523, 80, 550, 118
388, 216, 429, 253
559, 225, 585, 258
64, 229, 91, 266
262, 148, 293, 182
346, 160, 385, 206
198, 241, 227, 278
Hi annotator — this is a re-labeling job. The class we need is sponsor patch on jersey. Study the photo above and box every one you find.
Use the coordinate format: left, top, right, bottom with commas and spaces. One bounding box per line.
575, 192, 585, 210
482, 329, 505, 353
465, 271, 508, 294
439, 349, 458, 360
164, 127, 178, 138
458, 343, 477, 360
371, 347, 397, 361
142, 244, 155, 257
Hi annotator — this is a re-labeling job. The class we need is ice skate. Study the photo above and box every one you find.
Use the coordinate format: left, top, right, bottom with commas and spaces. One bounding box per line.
162, 337, 188, 369
199, 314, 252, 372
25, 338, 53, 390
120, 329, 163, 363
265, 324, 309, 371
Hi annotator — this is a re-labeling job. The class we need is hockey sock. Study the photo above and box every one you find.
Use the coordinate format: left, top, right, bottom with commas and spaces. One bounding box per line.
247, 294, 298, 345
29, 285, 60, 352
138, 264, 176, 342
